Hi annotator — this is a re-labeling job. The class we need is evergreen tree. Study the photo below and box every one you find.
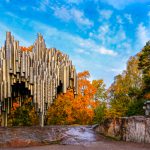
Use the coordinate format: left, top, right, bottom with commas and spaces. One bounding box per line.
139, 41, 150, 96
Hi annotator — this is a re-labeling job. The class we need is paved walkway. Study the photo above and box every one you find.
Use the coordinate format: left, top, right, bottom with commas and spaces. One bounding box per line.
1, 140, 150, 150
1, 126, 150, 150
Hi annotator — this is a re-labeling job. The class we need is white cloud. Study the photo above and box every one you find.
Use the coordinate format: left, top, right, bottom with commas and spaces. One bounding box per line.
54, 6, 71, 21
31, 21, 117, 56
110, 68, 125, 74
76, 49, 90, 55
71, 8, 93, 27
33, 0, 57, 12
98, 24, 109, 34
116, 15, 124, 24
100, 0, 150, 9
96, 23, 110, 44
148, 11, 150, 17
101, 0, 131, 9
99, 9, 113, 20
95, 24, 127, 45
98, 47, 117, 56
53, 7, 93, 27
124, 13, 133, 24
89, 32, 94, 37
67, 0, 83, 4
91, 22, 132, 56
38, 0, 50, 11
136, 23, 150, 48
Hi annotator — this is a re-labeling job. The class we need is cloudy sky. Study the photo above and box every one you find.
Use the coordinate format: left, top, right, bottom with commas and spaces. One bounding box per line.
0, 0, 150, 87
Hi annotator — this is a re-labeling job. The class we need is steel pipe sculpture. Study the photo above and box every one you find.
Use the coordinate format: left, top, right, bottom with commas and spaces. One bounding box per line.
0, 32, 78, 127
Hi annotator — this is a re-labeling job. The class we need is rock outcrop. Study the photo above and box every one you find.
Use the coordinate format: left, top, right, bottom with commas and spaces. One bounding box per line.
95, 116, 150, 143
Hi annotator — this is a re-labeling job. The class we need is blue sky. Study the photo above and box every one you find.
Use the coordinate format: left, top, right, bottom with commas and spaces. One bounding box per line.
0, 0, 150, 87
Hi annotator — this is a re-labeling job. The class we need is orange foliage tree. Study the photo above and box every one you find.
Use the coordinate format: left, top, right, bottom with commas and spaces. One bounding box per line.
20, 46, 33, 52
47, 71, 103, 125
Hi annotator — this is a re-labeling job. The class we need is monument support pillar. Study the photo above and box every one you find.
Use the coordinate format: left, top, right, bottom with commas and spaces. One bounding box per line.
39, 112, 44, 127
1, 112, 8, 127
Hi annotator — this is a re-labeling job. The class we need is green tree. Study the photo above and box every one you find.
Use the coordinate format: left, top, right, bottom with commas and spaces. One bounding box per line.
94, 103, 106, 124
92, 80, 106, 101
126, 99, 145, 116
139, 41, 150, 96
108, 55, 144, 117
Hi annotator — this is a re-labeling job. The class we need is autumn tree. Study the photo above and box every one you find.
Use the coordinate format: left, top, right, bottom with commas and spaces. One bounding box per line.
47, 89, 75, 125
47, 71, 105, 125
74, 71, 98, 124
20, 46, 33, 52
8, 97, 39, 126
